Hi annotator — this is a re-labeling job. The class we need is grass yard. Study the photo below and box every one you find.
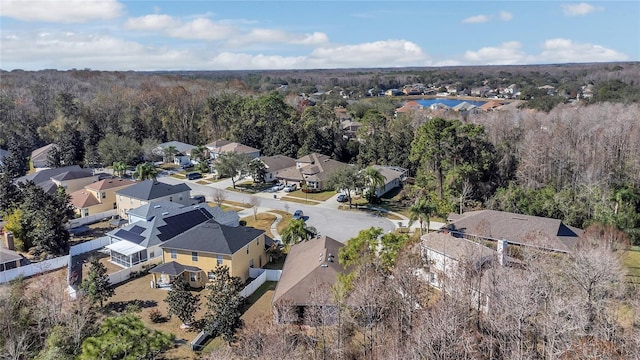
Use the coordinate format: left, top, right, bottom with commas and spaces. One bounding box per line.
280, 196, 320, 205
223, 200, 252, 209
241, 213, 277, 238
170, 173, 186, 179
271, 210, 293, 235
285, 189, 337, 201
622, 246, 640, 284
195, 180, 212, 185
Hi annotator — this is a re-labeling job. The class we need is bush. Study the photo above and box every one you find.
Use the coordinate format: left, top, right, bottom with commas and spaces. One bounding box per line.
149, 308, 163, 323
239, 220, 247, 226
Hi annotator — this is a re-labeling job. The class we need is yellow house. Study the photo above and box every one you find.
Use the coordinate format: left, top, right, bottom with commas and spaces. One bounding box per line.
150, 220, 270, 288
115, 180, 192, 219
69, 178, 135, 218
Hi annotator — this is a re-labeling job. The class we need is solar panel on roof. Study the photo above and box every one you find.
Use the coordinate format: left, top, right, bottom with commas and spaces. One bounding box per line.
114, 229, 146, 244
157, 209, 211, 242
130, 225, 146, 235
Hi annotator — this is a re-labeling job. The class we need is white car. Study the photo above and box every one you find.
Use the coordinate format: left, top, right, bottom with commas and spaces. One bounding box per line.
284, 184, 298, 192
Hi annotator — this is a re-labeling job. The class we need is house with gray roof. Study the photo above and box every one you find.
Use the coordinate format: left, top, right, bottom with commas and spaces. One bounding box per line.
443, 210, 582, 253
276, 153, 350, 191
206, 140, 260, 160
30, 143, 57, 169
115, 180, 192, 219
151, 220, 272, 287
255, 155, 297, 183
15, 165, 96, 194
154, 141, 197, 166
105, 203, 240, 269
370, 165, 408, 197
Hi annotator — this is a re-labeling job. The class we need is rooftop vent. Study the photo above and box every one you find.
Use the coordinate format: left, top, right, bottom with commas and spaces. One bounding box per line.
154, 205, 161, 209
321, 264, 329, 268
161, 212, 169, 216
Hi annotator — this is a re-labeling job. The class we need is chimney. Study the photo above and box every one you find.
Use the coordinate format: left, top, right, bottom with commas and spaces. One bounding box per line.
4, 231, 15, 250
497, 239, 507, 266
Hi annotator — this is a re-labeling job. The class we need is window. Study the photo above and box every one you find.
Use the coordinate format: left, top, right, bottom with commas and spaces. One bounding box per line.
83, 209, 89, 217
101, 192, 106, 199
217, 255, 223, 265
149, 250, 154, 258
208, 271, 215, 280
190, 272, 197, 282
170, 249, 176, 259
192, 252, 198, 261
256, 238, 259, 246
246, 245, 250, 254
113, 202, 117, 209
169, 197, 173, 202
179, 195, 183, 201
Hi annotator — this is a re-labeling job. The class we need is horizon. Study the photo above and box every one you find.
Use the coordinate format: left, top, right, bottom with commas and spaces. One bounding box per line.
1, 1, 639, 71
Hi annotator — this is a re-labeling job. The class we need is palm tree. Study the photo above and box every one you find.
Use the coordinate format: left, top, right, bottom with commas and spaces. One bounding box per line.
280, 219, 318, 249
112, 161, 127, 178
408, 198, 436, 236
364, 166, 386, 201
133, 163, 158, 180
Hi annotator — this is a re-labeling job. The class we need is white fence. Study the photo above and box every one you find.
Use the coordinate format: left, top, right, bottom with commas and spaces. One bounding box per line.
69, 236, 111, 256
241, 268, 282, 298
107, 257, 162, 286
0, 255, 69, 284
67, 210, 117, 228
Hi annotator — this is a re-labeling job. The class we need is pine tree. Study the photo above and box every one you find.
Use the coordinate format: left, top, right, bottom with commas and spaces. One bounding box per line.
80, 258, 114, 308
164, 277, 200, 327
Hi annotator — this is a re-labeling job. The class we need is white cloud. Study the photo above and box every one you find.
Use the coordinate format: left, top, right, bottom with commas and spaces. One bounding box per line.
499, 11, 513, 21
228, 29, 328, 46
0, 0, 123, 23
464, 41, 528, 65
561, 3, 602, 16
462, 14, 489, 24
124, 15, 180, 31
537, 38, 628, 62
307, 40, 430, 68
166, 18, 236, 41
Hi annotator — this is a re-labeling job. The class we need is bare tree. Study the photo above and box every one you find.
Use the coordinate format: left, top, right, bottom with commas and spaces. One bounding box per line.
212, 188, 227, 208
249, 196, 261, 220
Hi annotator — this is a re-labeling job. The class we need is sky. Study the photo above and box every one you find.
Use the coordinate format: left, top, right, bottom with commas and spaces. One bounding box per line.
1, 0, 639, 71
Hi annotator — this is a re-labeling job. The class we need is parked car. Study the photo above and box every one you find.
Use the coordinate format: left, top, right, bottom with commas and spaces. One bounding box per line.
192, 195, 206, 204
275, 183, 286, 191
181, 163, 193, 169
337, 193, 350, 202
284, 183, 298, 192
186, 172, 202, 180
292, 210, 304, 220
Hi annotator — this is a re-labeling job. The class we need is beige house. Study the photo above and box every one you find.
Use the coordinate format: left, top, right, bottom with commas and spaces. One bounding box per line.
276, 153, 350, 191
69, 178, 135, 218
115, 180, 192, 219
255, 155, 296, 183
151, 221, 270, 287
206, 140, 261, 160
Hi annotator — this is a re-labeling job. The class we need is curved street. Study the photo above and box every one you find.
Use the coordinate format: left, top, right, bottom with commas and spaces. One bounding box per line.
158, 175, 396, 242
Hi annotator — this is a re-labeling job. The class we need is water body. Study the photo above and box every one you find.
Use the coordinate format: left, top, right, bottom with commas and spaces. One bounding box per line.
415, 98, 487, 108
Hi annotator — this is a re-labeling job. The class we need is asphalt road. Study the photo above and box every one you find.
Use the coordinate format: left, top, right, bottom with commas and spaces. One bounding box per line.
158, 176, 395, 242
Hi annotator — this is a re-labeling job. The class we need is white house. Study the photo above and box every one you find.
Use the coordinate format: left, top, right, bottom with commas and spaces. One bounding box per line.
370, 165, 408, 197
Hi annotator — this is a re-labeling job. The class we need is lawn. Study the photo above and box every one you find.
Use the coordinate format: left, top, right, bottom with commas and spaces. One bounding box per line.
285, 189, 337, 201
195, 180, 211, 185
280, 196, 319, 205
170, 173, 186, 179
270, 210, 293, 235
241, 213, 277, 238
223, 200, 252, 209
622, 246, 640, 284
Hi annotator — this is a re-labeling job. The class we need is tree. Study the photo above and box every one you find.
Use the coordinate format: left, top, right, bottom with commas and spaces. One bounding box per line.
189, 145, 207, 163
162, 145, 178, 163
249, 196, 261, 220
80, 315, 174, 360
79, 258, 114, 308
132, 162, 158, 180
164, 277, 200, 327
214, 152, 251, 189
328, 165, 364, 208
363, 166, 386, 203
248, 159, 267, 184
204, 266, 244, 343
212, 188, 227, 207
408, 198, 436, 236
280, 219, 318, 248
112, 161, 127, 178
97, 134, 141, 166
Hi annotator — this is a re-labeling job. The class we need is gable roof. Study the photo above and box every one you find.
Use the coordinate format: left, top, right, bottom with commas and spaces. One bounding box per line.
207, 140, 259, 155
278, 153, 349, 183
421, 232, 496, 262
444, 210, 582, 252
149, 261, 201, 276
258, 155, 296, 172
160, 220, 264, 255
30, 143, 57, 164
157, 141, 196, 155
127, 202, 239, 227
115, 180, 191, 201
272, 236, 345, 306
371, 165, 407, 187
0, 247, 22, 265
69, 189, 101, 209
50, 169, 94, 181
85, 178, 135, 191
15, 165, 83, 186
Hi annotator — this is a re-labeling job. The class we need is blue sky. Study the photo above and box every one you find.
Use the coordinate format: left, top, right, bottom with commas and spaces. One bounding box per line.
1, 0, 638, 71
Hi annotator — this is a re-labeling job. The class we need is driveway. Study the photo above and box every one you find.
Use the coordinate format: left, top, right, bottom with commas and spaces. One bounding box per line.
158, 176, 395, 242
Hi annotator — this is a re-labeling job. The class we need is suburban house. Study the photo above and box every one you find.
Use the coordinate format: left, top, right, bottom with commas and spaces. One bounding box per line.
69, 178, 135, 218
126, 201, 239, 227
369, 165, 408, 197
30, 143, 57, 169
155, 141, 197, 166
15, 165, 95, 194
115, 180, 192, 219
254, 155, 296, 183
443, 210, 583, 253
105, 203, 240, 269
272, 236, 346, 323
0, 232, 22, 272
335, 107, 361, 136
275, 153, 350, 191
150, 220, 271, 287
421, 232, 509, 314
206, 140, 261, 160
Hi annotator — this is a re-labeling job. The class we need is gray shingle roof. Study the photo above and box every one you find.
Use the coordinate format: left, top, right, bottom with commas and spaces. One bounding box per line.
160, 220, 264, 255
157, 141, 196, 155
115, 180, 191, 201
15, 165, 82, 186
149, 261, 201, 276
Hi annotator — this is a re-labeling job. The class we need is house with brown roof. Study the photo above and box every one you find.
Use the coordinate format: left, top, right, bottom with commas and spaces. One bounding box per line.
69, 178, 135, 218
369, 165, 408, 197
30, 143, 57, 169
272, 236, 346, 323
255, 155, 297, 183
479, 100, 504, 112
206, 140, 260, 160
443, 210, 582, 253
275, 153, 350, 191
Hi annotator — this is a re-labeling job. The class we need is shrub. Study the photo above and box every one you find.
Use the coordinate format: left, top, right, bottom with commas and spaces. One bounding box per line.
149, 308, 163, 323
